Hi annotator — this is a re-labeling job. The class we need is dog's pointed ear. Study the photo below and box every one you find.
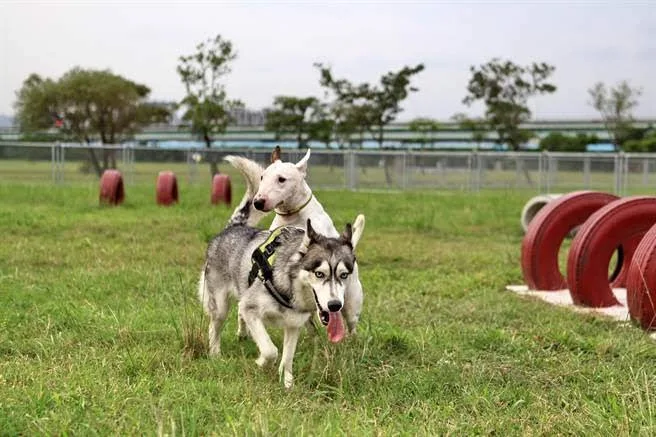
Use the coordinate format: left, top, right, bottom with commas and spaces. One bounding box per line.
271, 145, 281, 163
341, 223, 353, 247
349, 214, 365, 249
295, 148, 311, 177
306, 218, 319, 242
298, 219, 315, 254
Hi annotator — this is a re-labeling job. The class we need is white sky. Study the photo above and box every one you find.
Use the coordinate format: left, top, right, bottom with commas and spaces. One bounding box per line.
1, 1, 655, 121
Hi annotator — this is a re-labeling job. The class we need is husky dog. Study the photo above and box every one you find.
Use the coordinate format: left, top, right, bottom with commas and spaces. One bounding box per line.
198, 178, 363, 388
224, 147, 365, 336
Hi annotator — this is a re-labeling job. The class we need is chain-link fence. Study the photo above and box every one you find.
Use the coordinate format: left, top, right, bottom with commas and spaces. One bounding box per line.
1, 142, 655, 194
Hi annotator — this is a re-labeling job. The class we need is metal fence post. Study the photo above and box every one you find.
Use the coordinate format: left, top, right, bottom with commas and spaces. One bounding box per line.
613, 152, 622, 195
545, 151, 552, 193
402, 150, 408, 190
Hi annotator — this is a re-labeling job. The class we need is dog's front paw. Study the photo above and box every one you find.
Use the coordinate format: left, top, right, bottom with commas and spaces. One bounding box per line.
255, 348, 278, 368
278, 365, 293, 389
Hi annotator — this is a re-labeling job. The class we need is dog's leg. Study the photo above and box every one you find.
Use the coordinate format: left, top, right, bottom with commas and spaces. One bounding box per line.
208, 287, 230, 356
240, 305, 278, 367
236, 308, 249, 340
342, 262, 364, 335
278, 326, 301, 389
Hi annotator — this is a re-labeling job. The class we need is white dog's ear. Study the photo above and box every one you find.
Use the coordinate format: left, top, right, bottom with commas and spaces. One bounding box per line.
350, 214, 365, 249
295, 148, 311, 177
271, 145, 282, 163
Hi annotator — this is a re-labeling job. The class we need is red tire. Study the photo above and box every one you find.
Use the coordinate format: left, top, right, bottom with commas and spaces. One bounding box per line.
567, 196, 656, 307
211, 174, 232, 205
156, 171, 179, 206
521, 191, 618, 290
99, 169, 125, 206
626, 223, 656, 330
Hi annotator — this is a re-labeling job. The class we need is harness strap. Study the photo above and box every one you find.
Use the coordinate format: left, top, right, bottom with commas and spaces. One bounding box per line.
248, 227, 294, 309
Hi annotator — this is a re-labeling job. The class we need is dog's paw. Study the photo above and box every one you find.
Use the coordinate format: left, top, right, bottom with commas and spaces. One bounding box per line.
255, 348, 278, 368
278, 365, 294, 389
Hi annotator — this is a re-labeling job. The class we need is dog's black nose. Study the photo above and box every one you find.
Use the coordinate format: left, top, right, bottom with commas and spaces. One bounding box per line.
327, 300, 342, 312
253, 199, 265, 211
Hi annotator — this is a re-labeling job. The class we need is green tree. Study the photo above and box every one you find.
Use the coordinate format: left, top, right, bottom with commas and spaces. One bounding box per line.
451, 113, 488, 150
463, 58, 556, 184
265, 96, 319, 149
316, 63, 424, 148
539, 132, 600, 152
14, 68, 170, 176
408, 117, 440, 149
588, 80, 643, 149
463, 58, 556, 151
177, 34, 243, 176
316, 63, 424, 184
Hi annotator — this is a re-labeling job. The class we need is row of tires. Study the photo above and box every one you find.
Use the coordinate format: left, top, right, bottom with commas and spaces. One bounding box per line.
521, 191, 656, 330
99, 170, 232, 206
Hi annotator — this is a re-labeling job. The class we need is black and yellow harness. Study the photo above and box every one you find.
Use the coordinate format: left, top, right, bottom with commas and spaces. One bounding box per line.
247, 227, 294, 309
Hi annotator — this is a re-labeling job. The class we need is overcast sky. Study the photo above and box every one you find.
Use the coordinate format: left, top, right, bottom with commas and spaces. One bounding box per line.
1, 1, 654, 121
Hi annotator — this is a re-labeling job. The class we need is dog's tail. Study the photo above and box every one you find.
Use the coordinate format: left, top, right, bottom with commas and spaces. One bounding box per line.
224, 155, 267, 228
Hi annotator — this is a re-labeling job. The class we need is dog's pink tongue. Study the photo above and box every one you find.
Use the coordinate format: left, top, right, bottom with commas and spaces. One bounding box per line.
327, 311, 345, 343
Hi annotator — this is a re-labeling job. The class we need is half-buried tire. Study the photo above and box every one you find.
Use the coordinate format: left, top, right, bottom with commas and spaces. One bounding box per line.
520, 193, 562, 233
156, 171, 179, 206
99, 169, 125, 206
626, 223, 656, 330
567, 196, 656, 307
211, 174, 232, 205
521, 191, 619, 290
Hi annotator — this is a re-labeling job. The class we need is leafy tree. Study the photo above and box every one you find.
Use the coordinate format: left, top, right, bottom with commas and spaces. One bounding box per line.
408, 117, 440, 149
316, 63, 424, 148
307, 101, 335, 149
316, 63, 424, 184
588, 80, 643, 149
264, 96, 319, 149
539, 132, 600, 152
177, 34, 243, 176
14, 68, 170, 176
463, 58, 556, 184
451, 112, 488, 150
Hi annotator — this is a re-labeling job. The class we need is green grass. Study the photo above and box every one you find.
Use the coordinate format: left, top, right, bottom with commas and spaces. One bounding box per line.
3, 157, 652, 194
2, 180, 656, 435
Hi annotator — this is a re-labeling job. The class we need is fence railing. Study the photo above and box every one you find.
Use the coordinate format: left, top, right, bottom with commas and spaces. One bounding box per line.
1, 142, 655, 195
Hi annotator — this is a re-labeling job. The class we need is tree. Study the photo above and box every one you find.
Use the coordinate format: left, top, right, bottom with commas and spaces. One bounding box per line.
463, 58, 556, 184
264, 96, 319, 149
177, 34, 243, 176
316, 63, 424, 184
451, 113, 488, 150
14, 68, 170, 176
539, 132, 600, 152
408, 117, 440, 149
588, 80, 643, 149
316, 63, 424, 148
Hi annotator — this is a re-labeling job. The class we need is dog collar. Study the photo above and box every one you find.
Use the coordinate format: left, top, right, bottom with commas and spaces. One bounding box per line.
275, 195, 313, 217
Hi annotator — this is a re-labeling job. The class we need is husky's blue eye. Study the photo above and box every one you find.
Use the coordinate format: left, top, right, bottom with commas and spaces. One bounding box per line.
314, 271, 325, 279
278, 176, 286, 183
339, 272, 349, 280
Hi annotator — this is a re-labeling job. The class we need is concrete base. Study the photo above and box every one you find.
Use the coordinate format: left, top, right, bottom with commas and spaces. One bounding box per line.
505, 285, 656, 339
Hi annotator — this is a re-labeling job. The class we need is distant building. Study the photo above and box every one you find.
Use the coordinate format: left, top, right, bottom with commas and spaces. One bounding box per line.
229, 107, 271, 126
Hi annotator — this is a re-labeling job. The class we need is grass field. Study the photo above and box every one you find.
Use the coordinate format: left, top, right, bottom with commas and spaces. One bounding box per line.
2, 180, 656, 435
